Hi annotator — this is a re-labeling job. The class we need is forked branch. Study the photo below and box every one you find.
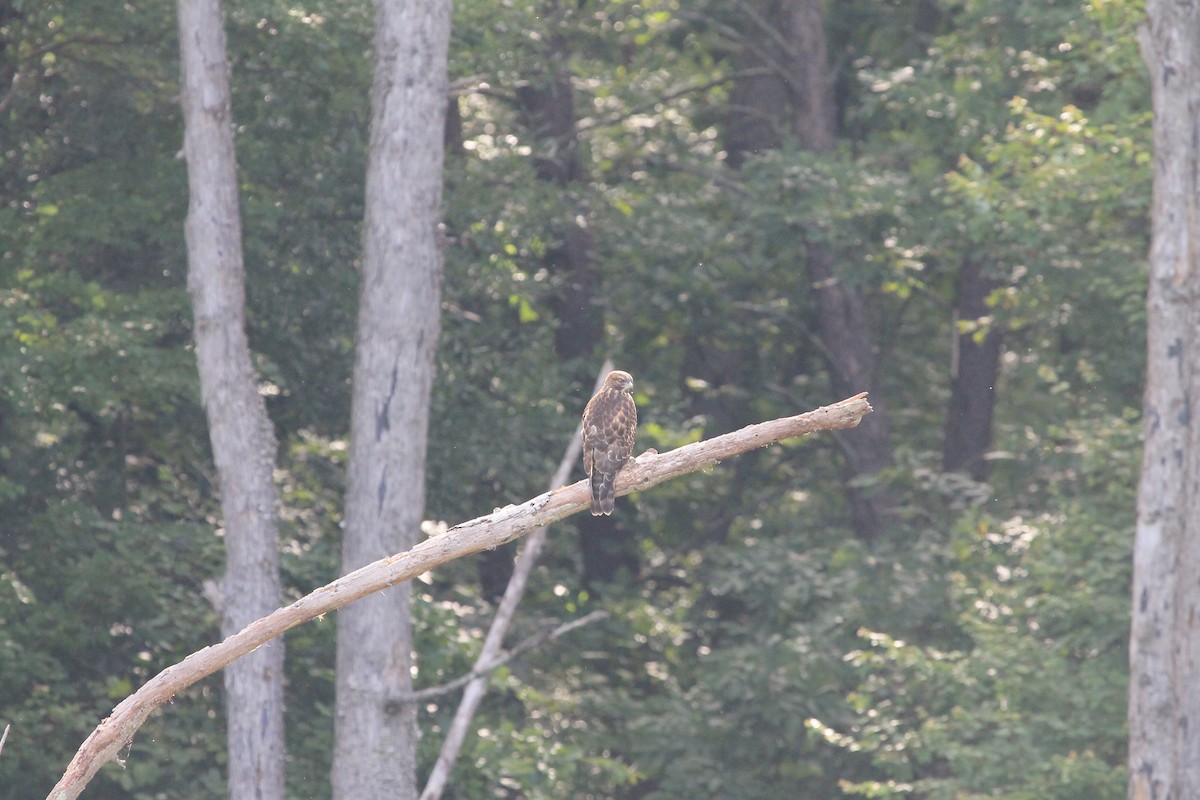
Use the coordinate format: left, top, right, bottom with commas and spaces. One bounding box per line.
47, 392, 872, 800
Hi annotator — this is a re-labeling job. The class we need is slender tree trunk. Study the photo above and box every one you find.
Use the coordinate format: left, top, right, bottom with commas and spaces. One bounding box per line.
512, 3, 637, 587
512, 11, 604, 364
787, 0, 895, 542
177, 2, 285, 798
1129, 3, 1200, 798
330, 0, 451, 797
724, 0, 896, 541
943, 256, 1002, 481
723, 0, 837, 162
723, 0, 789, 167
780, 0, 837, 152
807, 243, 895, 541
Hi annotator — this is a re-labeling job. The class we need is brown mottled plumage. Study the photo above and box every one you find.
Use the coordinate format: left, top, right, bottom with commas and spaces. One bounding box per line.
581, 370, 637, 516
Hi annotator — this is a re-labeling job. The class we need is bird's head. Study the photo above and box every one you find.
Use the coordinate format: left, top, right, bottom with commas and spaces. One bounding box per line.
606, 370, 634, 392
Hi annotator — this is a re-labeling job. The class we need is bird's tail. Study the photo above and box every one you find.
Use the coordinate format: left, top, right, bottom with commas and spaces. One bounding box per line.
591, 472, 616, 516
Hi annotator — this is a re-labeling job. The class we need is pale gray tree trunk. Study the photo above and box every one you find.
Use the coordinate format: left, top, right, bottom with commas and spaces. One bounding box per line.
177, 1, 285, 799
1130, 3, 1200, 798
330, 0, 451, 797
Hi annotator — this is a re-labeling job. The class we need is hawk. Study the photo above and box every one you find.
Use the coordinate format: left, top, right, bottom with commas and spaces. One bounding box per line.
581, 369, 637, 516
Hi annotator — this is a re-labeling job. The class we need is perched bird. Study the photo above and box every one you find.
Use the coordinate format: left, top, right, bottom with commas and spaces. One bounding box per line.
581, 370, 638, 516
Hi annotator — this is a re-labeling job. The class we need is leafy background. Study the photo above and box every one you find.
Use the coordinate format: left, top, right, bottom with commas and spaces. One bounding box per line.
0, 0, 1147, 798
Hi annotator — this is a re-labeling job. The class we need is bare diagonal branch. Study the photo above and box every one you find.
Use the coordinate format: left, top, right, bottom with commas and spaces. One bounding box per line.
47, 392, 872, 800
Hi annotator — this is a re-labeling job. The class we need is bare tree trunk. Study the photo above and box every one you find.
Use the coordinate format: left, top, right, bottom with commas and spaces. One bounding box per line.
787, 0, 895, 542
512, 0, 603, 367
177, 2, 285, 799
807, 242, 895, 542
512, 5, 604, 365
724, 0, 896, 541
330, 0, 451, 797
780, 0, 837, 152
511, 5, 637, 588
1129, 3, 1200, 798
722, 0, 789, 167
943, 256, 1003, 481
723, 0, 837, 162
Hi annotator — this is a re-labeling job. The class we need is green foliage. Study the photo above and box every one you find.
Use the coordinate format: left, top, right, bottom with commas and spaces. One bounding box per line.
831, 412, 1135, 800
943, 100, 1149, 402
0, 0, 1150, 797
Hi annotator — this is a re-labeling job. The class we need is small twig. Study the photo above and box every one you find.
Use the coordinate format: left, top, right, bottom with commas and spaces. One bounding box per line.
402, 610, 609, 705
0, 33, 130, 113
643, 154, 752, 196
575, 69, 767, 135
0, 70, 29, 116
676, 9, 797, 88
0, 723, 10, 758
728, 0, 803, 66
